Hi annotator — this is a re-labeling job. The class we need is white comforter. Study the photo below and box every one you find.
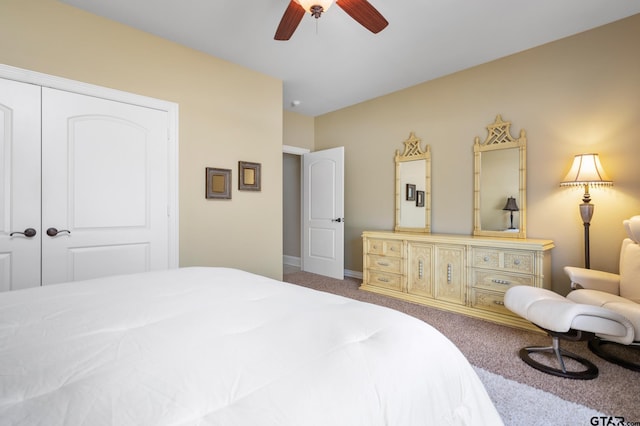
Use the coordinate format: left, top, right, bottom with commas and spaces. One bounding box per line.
0, 267, 502, 425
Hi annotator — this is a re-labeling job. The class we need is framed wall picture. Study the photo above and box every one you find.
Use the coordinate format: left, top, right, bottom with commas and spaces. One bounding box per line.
406, 183, 416, 201
416, 190, 425, 207
239, 161, 261, 191
205, 167, 231, 199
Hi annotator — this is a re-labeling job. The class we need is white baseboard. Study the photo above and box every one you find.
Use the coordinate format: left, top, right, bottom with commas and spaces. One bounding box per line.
344, 269, 363, 279
283, 255, 301, 267
283, 255, 362, 280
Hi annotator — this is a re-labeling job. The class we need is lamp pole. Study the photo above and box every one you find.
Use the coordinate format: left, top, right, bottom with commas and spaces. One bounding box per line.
579, 185, 594, 269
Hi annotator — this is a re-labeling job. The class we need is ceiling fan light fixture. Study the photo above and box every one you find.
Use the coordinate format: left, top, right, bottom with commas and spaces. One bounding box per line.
276, 0, 388, 41
295, 0, 334, 17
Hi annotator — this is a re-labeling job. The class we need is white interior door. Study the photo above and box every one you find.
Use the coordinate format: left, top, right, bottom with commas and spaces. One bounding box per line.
41, 88, 170, 285
0, 79, 42, 291
302, 147, 344, 279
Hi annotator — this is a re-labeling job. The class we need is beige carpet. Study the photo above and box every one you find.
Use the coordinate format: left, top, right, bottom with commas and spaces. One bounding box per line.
283, 271, 639, 421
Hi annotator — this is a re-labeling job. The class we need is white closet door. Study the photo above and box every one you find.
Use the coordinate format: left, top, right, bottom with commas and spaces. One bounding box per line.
0, 79, 42, 291
41, 88, 169, 285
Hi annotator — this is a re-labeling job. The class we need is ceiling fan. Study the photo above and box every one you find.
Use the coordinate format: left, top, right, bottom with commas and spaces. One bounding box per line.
274, 0, 388, 41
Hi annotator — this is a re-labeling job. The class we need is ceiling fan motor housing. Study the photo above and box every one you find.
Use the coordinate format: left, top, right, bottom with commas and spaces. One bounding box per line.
310, 5, 324, 18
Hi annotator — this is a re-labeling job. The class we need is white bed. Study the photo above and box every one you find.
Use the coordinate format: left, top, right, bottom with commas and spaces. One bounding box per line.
0, 267, 502, 425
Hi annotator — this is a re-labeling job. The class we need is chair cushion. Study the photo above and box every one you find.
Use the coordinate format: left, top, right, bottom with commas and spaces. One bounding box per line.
567, 289, 635, 307
619, 240, 640, 303
505, 286, 634, 344
623, 215, 640, 244
564, 266, 620, 294
568, 290, 640, 338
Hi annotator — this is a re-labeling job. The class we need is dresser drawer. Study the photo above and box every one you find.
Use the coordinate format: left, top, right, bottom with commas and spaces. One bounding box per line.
367, 254, 402, 274
504, 251, 534, 273
471, 248, 534, 274
472, 248, 500, 268
367, 239, 402, 258
367, 270, 403, 291
470, 269, 534, 292
470, 289, 513, 316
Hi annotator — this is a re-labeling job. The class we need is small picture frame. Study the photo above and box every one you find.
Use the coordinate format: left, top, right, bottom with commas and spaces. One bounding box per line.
416, 190, 425, 207
239, 161, 261, 191
406, 184, 416, 201
205, 167, 231, 199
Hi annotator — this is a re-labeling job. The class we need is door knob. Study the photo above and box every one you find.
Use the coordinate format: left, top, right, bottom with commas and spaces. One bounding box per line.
46, 227, 71, 237
332, 218, 344, 223
10, 228, 37, 237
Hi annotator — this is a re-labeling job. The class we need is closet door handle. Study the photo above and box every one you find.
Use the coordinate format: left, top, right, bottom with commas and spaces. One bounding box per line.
46, 227, 71, 237
10, 228, 37, 237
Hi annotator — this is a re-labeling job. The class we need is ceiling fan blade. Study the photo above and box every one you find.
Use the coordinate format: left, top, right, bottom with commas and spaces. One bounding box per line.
275, 1, 306, 40
337, 0, 388, 34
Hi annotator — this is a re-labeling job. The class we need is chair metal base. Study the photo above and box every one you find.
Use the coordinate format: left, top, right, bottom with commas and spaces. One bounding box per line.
588, 338, 640, 372
518, 329, 599, 380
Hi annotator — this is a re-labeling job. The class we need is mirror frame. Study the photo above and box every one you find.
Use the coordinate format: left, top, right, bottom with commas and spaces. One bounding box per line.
395, 132, 431, 233
473, 115, 527, 238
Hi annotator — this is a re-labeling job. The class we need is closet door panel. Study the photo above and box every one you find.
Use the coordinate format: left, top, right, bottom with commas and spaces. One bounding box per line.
69, 243, 150, 282
41, 88, 169, 285
72, 115, 147, 228
0, 79, 41, 291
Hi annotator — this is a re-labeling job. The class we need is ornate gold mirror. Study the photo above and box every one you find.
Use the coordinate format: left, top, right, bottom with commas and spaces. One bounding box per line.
473, 115, 526, 238
395, 132, 431, 233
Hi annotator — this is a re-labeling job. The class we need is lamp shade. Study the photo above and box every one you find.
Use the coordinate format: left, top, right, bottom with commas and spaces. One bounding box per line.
296, 0, 334, 13
560, 153, 612, 187
502, 196, 519, 212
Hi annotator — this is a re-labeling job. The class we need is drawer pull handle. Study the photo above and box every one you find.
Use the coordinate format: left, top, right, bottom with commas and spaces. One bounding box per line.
389, 247, 395, 251
419, 260, 423, 279
377, 261, 390, 266
491, 279, 511, 285
483, 256, 489, 262
447, 263, 452, 283
493, 300, 505, 306
514, 259, 521, 265
377, 277, 390, 283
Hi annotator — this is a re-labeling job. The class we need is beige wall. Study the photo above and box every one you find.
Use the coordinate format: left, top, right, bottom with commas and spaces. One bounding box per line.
284, 110, 315, 150
314, 14, 640, 294
0, 0, 284, 279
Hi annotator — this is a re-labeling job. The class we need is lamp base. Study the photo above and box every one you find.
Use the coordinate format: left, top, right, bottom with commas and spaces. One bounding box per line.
579, 202, 594, 270
579, 203, 594, 225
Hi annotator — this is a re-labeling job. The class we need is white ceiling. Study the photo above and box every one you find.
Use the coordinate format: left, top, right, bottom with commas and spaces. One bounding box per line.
60, 0, 640, 116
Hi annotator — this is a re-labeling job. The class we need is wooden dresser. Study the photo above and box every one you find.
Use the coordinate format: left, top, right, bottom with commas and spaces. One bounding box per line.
361, 231, 554, 331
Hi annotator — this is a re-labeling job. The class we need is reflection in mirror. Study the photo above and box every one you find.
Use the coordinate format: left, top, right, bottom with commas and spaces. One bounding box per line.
395, 132, 431, 233
480, 148, 519, 231
473, 115, 526, 238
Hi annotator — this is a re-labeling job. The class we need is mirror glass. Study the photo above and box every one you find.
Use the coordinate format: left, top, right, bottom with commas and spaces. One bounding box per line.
480, 148, 519, 231
395, 132, 431, 233
473, 115, 526, 238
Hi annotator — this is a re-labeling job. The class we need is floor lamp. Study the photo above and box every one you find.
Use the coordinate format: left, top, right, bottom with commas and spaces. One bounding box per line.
560, 153, 613, 269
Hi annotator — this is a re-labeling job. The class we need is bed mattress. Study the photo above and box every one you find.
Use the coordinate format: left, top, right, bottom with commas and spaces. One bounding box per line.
0, 267, 501, 425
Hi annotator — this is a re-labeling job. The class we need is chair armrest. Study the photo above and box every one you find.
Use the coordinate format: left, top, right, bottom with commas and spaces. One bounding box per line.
564, 266, 620, 295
